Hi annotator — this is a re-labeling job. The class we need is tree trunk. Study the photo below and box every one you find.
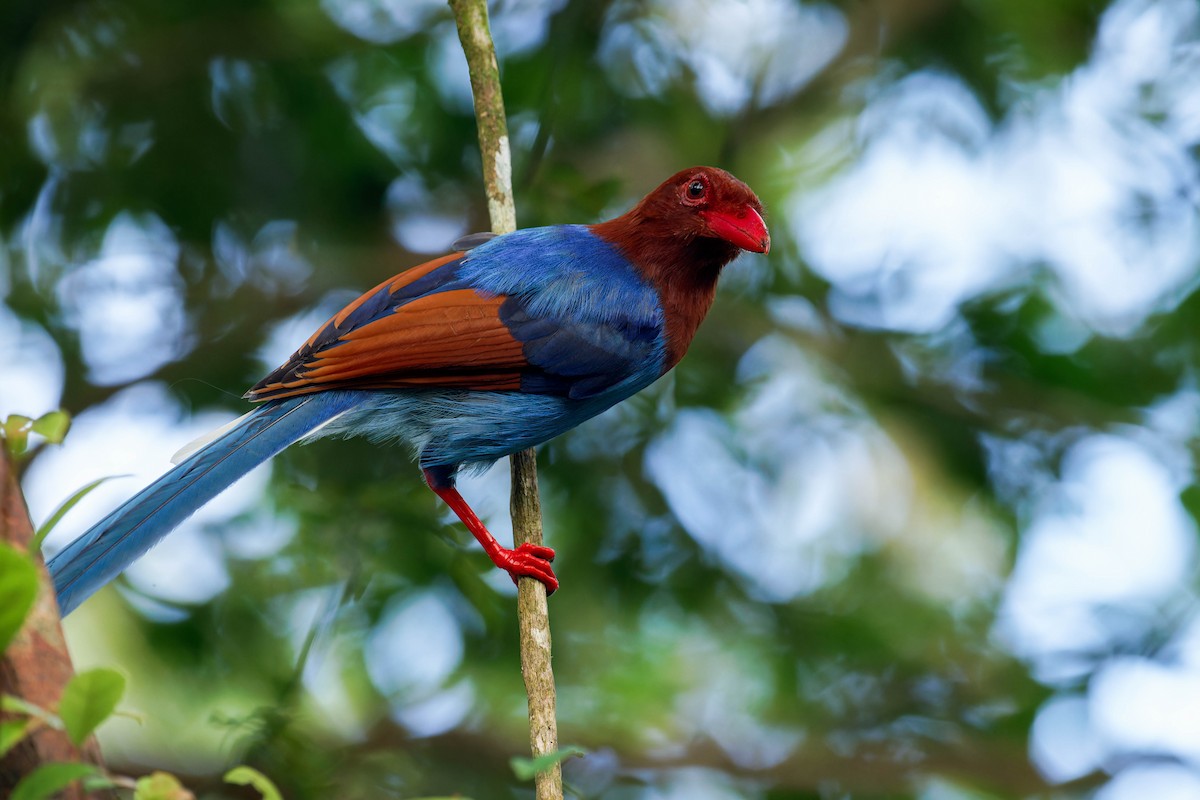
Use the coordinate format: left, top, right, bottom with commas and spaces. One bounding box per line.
0, 450, 103, 798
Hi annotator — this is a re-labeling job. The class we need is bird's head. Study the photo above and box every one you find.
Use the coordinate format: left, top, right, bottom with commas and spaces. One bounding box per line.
589, 166, 769, 367
641, 166, 770, 255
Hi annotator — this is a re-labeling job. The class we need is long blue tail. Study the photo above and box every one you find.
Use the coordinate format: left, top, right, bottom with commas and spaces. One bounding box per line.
48, 392, 363, 615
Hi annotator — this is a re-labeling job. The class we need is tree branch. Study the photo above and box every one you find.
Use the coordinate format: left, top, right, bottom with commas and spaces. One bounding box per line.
447, 2, 562, 798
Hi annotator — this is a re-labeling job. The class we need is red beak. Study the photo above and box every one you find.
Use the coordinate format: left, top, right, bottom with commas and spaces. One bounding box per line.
701, 206, 770, 254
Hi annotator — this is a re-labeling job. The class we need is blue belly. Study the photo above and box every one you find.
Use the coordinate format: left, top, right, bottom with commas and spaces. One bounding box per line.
311, 384, 646, 473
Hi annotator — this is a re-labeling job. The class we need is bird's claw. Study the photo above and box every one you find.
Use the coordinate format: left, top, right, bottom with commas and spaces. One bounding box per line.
496, 542, 558, 594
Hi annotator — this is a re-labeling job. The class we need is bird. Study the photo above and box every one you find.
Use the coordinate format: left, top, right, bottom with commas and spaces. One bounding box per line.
47, 166, 769, 616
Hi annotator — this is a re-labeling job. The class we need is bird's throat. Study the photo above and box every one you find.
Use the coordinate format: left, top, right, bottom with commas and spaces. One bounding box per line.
651, 252, 722, 371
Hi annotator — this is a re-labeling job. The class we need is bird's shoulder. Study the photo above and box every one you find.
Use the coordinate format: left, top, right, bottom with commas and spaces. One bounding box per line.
463, 226, 668, 399
461, 225, 663, 326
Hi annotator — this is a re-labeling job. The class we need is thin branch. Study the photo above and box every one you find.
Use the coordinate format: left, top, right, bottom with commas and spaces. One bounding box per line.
447, 2, 563, 799
449, 0, 516, 237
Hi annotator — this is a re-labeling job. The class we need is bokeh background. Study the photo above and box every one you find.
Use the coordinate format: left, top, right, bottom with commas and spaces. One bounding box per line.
4, 0, 1200, 797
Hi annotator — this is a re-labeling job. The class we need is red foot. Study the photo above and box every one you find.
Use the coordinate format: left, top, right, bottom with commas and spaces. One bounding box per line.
423, 470, 560, 596
494, 542, 558, 594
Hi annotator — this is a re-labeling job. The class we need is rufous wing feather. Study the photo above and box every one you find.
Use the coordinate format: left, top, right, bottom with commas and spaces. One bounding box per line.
249, 263, 530, 400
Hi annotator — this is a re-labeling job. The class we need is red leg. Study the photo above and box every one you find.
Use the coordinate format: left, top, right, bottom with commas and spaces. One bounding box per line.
423, 469, 558, 594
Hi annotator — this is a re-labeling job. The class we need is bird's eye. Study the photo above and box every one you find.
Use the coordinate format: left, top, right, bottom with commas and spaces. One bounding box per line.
681, 178, 708, 205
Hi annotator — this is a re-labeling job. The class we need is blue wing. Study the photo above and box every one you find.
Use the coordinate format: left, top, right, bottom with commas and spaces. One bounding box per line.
251, 225, 667, 403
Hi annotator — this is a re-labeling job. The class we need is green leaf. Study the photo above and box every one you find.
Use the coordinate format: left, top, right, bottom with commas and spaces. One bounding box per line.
10, 762, 99, 800
509, 746, 587, 781
0, 718, 32, 757
0, 543, 39, 654
58, 668, 126, 746
135, 771, 195, 800
32, 475, 129, 552
224, 765, 283, 800
2, 415, 32, 457
30, 411, 70, 445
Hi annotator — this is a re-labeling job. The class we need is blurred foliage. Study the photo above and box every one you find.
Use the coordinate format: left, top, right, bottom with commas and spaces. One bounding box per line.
1, 410, 69, 459
4, 0, 1200, 798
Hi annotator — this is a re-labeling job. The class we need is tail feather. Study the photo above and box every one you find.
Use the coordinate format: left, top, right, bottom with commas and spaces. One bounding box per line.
48, 392, 362, 615
170, 409, 255, 465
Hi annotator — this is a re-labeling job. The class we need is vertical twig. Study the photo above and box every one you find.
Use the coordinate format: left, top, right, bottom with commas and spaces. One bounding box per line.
447, 2, 563, 799
0, 450, 104, 796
